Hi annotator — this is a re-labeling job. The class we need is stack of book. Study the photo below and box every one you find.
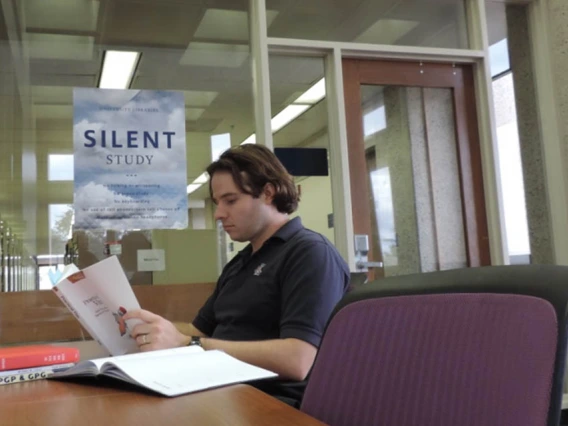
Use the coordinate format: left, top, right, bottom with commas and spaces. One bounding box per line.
0, 345, 79, 386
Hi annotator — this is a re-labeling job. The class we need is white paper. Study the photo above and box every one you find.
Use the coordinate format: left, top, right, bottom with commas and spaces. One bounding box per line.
137, 249, 165, 272
52, 347, 277, 397
105, 350, 277, 396
52, 256, 143, 356
57, 346, 205, 375
109, 243, 122, 255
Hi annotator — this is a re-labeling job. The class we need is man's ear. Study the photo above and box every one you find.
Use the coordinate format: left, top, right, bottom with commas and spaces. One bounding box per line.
262, 183, 276, 205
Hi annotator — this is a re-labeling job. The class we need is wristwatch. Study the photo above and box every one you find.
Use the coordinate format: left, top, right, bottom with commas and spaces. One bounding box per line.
188, 335, 203, 348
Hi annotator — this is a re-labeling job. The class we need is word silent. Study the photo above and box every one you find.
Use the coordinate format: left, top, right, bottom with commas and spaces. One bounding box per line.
83, 130, 176, 149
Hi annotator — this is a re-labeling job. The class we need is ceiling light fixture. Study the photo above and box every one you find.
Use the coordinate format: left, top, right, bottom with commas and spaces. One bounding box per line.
239, 77, 326, 144
194, 172, 209, 184
294, 78, 326, 105
99, 50, 140, 89
271, 104, 310, 133
186, 184, 201, 194
240, 134, 257, 145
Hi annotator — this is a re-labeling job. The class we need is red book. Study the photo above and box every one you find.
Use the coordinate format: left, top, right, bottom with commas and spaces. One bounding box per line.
0, 345, 80, 371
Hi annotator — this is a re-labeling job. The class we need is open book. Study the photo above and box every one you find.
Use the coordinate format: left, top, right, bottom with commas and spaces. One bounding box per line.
52, 256, 144, 356
51, 346, 277, 397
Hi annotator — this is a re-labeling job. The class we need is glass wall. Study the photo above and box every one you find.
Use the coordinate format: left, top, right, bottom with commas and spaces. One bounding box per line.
269, 55, 333, 241
486, 1, 532, 265
0, 0, 521, 296
0, 0, 255, 290
265, 0, 469, 49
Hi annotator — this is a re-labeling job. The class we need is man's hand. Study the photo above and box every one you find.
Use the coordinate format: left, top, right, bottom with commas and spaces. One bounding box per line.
123, 309, 189, 352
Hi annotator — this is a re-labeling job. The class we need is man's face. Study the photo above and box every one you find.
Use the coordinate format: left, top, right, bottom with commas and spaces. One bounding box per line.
211, 171, 269, 243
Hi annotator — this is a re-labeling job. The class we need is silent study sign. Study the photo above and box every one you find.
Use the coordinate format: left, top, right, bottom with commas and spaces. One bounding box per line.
73, 88, 188, 230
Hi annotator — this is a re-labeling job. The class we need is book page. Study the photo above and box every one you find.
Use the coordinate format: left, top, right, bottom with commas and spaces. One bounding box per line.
53, 256, 143, 356
98, 345, 204, 369
54, 346, 204, 378
59, 263, 80, 282
104, 350, 277, 397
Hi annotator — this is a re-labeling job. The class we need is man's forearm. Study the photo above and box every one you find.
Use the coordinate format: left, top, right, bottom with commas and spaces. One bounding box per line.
200, 337, 316, 381
173, 322, 207, 337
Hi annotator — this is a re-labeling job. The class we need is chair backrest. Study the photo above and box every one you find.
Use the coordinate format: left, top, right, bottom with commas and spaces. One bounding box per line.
301, 265, 568, 426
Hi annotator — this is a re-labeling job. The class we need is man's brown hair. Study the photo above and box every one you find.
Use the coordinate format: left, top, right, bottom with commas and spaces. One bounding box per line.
206, 144, 299, 214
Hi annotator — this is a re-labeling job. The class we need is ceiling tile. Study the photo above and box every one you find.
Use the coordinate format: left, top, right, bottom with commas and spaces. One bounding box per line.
27, 34, 94, 61
183, 90, 219, 108
32, 86, 73, 105
34, 104, 73, 120
101, 1, 203, 47
24, 0, 99, 32
185, 108, 206, 121
355, 19, 419, 44
194, 9, 278, 41
180, 43, 249, 68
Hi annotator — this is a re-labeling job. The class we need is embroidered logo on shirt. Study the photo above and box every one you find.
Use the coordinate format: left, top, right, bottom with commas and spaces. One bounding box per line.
254, 263, 266, 276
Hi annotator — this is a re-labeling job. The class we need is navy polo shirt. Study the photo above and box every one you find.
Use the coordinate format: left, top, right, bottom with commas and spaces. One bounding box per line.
193, 217, 350, 348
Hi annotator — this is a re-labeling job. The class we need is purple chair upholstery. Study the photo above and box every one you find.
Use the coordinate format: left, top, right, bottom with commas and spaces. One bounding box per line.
301, 266, 568, 426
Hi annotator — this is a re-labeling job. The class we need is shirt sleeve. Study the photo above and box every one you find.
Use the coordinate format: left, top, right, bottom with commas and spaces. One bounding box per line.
279, 240, 348, 348
192, 284, 220, 337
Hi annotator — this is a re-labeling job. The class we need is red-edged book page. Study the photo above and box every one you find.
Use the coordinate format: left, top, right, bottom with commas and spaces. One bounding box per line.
0, 345, 79, 371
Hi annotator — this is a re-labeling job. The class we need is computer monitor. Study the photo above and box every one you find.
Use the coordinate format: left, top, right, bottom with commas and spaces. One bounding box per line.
274, 147, 329, 176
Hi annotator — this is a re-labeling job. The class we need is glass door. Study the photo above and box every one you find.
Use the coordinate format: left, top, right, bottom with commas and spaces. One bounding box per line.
343, 60, 490, 280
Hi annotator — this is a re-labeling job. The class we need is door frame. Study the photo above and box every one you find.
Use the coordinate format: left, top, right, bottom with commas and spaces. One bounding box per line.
343, 59, 490, 271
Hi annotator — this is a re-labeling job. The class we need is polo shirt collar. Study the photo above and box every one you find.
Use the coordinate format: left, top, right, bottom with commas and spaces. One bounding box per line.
235, 217, 303, 261
270, 216, 303, 242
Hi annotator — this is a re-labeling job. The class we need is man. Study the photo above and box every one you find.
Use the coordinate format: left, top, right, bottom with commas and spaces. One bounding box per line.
124, 144, 350, 406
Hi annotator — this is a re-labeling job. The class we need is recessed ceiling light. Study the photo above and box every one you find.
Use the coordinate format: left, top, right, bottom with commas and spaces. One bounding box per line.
240, 134, 257, 145
271, 105, 310, 133
294, 78, 326, 105
193, 173, 209, 184
99, 50, 140, 89
187, 184, 201, 194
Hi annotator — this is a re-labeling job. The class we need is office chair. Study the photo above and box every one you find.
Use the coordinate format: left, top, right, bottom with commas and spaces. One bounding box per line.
301, 265, 568, 426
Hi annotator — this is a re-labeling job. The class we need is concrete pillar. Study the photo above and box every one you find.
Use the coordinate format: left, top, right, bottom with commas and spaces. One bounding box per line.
505, 5, 554, 264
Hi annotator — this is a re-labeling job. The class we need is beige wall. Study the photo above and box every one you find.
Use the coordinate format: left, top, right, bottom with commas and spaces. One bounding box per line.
293, 175, 334, 244
225, 175, 335, 261
152, 228, 218, 284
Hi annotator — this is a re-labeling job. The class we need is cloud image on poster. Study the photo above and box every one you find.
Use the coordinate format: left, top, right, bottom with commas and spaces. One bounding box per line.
73, 88, 188, 230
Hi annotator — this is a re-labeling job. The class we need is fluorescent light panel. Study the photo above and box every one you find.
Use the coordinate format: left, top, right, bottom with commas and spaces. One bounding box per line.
239, 77, 326, 143
99, 50, 140, 89
187, 184, 202, 194
271, 104, 310, 133
294, 78, 326, 104
193, 172, 209, 184
240, 134, 256, 145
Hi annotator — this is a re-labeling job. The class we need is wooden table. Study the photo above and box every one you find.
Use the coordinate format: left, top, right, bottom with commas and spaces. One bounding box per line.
0, 380, 326, 425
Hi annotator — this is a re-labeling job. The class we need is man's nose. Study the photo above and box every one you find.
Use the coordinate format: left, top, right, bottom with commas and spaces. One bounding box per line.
214, 205, 226, 221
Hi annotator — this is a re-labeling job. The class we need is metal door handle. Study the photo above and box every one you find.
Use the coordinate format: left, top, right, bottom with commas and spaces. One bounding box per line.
356, 261, 384, 269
